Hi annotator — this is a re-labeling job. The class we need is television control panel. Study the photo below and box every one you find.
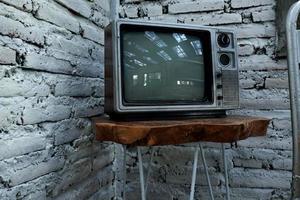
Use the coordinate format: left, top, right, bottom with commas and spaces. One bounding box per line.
215, 31, 239, 108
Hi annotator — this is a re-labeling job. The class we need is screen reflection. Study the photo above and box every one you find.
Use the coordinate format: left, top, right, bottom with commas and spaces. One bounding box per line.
122, 30, 206, 103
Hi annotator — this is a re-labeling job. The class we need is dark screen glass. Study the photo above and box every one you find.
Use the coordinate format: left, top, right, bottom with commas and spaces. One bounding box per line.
121, 27, 211, 104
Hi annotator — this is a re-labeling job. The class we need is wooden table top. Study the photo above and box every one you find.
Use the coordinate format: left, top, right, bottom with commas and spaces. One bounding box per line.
93, 115, 270, 146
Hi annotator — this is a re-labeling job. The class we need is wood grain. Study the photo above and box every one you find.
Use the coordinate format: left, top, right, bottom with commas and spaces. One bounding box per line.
93, 116, 270, 146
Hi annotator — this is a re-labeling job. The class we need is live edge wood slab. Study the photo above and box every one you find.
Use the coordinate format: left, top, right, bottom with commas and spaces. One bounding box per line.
93, 116, 270, 147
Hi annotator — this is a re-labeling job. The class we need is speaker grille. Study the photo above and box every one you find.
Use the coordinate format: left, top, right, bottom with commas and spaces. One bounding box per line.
222, 70, 239, 107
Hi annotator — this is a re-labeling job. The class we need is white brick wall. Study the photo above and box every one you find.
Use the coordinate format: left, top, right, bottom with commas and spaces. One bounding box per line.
0, 0, 112, 199
119, 0, 292, 199
0, 0, 292, 199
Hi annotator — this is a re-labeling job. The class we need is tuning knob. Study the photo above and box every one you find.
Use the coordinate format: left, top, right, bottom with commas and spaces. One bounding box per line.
219, 53, 231, 66
218, 33, 230, 48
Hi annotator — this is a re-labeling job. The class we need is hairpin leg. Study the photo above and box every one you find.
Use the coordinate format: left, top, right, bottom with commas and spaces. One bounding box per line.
199, 144, 214, 200
145, 147, 154, 193
189, 146, 199, 200
222, 144, 230, 200
122, 145, 127, 200
137, 147, 146, 200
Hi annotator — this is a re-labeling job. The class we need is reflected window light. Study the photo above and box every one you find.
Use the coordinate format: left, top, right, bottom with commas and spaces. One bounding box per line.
133, 74, 138, 86
154, 40, 167, 48
135, 44, 149, 53
145, 31, 167, 48
143, 56, 158, 64
145, 31, 158, 41
133, 75, 138, 80
144, 74, 148, 86
177, 80, 195, 86
173, 45, 187, 58
173, 33, 187, 43
157, 50, 172, 61
134, 59, 147, 67
125, 63, 136, 69
190, 40, 203, 55
149, 72, 161, 80
124, 51, 136, 58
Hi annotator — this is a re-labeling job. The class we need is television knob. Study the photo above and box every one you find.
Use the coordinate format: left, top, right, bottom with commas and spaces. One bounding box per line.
218, 33, 231, 48
219, 53, 231, 66
216, 72, 222, 78
217, 84, 222, 89
217, 96, 223, 100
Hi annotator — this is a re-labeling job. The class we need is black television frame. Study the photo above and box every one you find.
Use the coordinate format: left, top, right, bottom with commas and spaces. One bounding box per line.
119, 23, 214, 106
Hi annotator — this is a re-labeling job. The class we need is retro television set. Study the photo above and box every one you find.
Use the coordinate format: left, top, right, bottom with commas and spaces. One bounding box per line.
104, 20, 239, 119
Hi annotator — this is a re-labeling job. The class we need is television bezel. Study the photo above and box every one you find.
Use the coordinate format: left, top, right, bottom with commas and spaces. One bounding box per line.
119, 23, 214, 106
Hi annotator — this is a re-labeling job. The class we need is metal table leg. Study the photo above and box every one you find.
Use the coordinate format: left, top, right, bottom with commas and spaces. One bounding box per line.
200, 144, 214, 200
190, 146, 199, 200
137, 147, 146, 200
122, 145, 127, 200
136, 147, 155, 200
190, 144, 215, 200
145, 147, 154, 193
222, 144, 230, 200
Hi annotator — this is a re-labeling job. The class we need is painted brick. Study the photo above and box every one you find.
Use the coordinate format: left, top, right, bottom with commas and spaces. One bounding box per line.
189, 12, 242, 25
239, 55, 286, 71
240, 99, 289, 110
0, 15, 45, 45
72, 97, 104, 118
123, 5, 139, 18
46, 35, 92, 59
0, 0, 110, 199
252, 9, 276, 22
272, 158, 292, 170
0, 136, 46, 160
143, 4, 162, 17
235, 23, 276, 39
231, 0, 274, 9
238, 44, 255, 56
230, 168, 291, 189
0, 0, 32, 11
6, 157, 65, 186
54, 0, 92, 18
93, 149, 114, 171
80, 22, 104, 44
265, 78, 289, 89
0, 0, 293, 199
22, 97, 72, 124
52, 158, 92, 196
43, 118, 91, 145
96, 0, 110, 13
168, 0, 224, 14
0, 71, 50, 97
0, 46, 16, 64
53, 76, 95, 97
24, 53, 74, 75
35, 0, 80, 33
90, 10, 110, 28
54, 177, 100, 200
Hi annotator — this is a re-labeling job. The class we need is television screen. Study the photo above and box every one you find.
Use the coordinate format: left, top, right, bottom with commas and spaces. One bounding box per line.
121, 25, 213, 105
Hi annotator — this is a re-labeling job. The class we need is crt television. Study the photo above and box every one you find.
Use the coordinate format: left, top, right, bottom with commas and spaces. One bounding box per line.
105, 19, 239, 118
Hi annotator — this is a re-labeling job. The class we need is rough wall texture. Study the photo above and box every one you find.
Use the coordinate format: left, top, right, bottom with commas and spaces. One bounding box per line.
0, 0, 114, 199
119, 0, 292, 199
